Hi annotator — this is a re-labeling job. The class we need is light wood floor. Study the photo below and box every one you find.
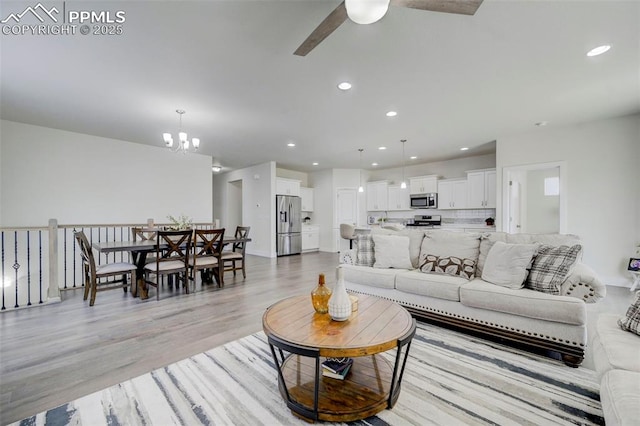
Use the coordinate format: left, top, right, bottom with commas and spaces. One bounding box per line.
0, 251, 634, 424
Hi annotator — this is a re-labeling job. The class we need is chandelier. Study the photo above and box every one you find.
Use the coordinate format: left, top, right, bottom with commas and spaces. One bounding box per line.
163, 109, 200, 154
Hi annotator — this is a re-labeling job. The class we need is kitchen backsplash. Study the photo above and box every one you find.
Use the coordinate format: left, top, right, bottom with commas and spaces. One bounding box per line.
378, 209, 496, 226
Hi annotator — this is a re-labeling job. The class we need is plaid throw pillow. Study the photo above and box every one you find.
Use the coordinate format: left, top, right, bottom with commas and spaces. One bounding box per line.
526, 244, 582, 294
355, 234, 375, 267
420, 254, 476, 280
618, 292, 640, 336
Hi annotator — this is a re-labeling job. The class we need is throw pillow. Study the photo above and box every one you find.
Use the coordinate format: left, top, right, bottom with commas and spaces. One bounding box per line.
420, 231, 482, 263
618, 291, 640, 336
481, 241, 539, 288
372, 234, 412, 269
420, 254, 476, 280
526, 244, 583, 295
355, 234, 375, 267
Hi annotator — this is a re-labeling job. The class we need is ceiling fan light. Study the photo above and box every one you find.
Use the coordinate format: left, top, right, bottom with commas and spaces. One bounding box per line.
345, 0, 390, 25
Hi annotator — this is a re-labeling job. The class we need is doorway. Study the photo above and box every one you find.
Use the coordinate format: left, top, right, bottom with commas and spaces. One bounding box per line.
336, 188, 357, 252
503, 162, 566, 234
227, 180, 243, 232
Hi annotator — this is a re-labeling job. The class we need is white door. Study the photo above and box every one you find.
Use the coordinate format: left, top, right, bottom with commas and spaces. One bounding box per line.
227, 180, 243, 232
336, 188, 357, 252
508, 179, 522, 234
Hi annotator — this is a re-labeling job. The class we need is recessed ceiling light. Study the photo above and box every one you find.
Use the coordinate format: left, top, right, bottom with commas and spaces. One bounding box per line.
460, 147, 469, 151
372, 162, 378, 166
212, 166, 222, 173
312, 162, 319, 166
410, 156, 417, 160
386, 111, 397, 117
378, 146, 386, 150
287, 142, 295, 147
337, 82, 352, 90
535, 121, 548, 127
587, 45, 611, 57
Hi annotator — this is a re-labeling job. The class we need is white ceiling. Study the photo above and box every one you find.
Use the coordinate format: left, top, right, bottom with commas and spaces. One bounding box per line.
1, 0, 638, 173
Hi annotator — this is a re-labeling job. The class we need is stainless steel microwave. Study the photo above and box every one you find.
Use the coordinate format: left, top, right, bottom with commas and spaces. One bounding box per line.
410, 193, 437, 209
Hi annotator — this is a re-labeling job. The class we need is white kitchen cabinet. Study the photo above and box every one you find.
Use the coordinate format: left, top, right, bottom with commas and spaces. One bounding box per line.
387, 185, 410, 211
366, 181, 388, 211
276, 177, 301, 196
302, 225, 320, 251
300, 187, 314, 211
438, 179, 468, 210
409, 175, 438, 194
466, 169, 496, 208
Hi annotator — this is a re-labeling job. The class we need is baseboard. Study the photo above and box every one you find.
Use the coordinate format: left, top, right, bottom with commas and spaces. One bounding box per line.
247, 249, 273, 258
603, 276, 634, 288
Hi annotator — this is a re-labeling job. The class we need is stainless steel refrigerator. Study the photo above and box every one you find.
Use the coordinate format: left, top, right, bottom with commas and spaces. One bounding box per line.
276, 195, 302, 256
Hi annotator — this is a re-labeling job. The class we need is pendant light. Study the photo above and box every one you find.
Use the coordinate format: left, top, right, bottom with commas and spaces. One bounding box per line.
400, 139, 407, 189
358, 148, 364, 193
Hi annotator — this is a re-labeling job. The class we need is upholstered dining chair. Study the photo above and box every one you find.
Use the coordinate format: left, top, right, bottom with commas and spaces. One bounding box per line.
222, 226, 250, 281
340, 223, 356, 249
143, 229, 192, 300
190, 228, 225, 287
74, 231, 137, 306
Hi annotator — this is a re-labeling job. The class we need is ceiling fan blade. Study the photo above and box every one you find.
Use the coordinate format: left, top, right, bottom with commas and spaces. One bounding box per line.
294, 1, 348, 56
390, 0, 483, 16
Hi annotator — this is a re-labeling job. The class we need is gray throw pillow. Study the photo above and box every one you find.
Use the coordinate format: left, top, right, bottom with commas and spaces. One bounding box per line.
355, 234, 375, 267
618, 291, 640, 336
526, 244, 582, 295
481, 241, 539, 288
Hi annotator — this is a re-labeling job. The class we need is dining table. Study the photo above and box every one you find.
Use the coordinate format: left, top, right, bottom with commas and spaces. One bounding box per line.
93, 237, 251, 299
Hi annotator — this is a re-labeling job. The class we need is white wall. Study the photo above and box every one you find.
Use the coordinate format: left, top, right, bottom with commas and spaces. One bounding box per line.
527, 168, 560, 234
496, 114, 640, 286
212, 161, 275, 257
367, 153, 496, 183
0, 120, 212, 226
276, 167, 309, 187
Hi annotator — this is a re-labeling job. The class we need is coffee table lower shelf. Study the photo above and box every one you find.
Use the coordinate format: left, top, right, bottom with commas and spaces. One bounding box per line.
279, 354, 393, 422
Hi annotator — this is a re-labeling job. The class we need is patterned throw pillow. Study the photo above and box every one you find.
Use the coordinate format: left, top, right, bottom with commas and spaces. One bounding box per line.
526, 244, 582, 294
420, 254, 476, 280
355, 234, 375, 267
618, 291, 640, 336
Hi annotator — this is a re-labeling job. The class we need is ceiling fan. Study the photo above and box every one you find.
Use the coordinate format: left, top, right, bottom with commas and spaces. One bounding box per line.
294, 0, 484, 56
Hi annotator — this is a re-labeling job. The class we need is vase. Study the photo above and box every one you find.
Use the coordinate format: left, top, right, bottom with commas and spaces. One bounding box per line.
311, 273, 332, 314
329, 267, 352, 321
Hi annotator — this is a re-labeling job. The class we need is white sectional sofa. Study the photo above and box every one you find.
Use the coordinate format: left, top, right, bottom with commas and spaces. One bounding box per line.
340, 228, 606, 366
591, 307, 640, 425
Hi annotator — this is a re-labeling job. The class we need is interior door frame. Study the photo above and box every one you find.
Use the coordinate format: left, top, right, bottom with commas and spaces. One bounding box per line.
502, 161, 568, 234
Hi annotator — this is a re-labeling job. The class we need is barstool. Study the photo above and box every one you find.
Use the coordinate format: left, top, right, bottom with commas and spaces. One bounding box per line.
339, 223, 356, 249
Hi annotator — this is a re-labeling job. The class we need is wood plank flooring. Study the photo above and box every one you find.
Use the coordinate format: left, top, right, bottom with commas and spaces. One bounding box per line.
0, 251, 634, 425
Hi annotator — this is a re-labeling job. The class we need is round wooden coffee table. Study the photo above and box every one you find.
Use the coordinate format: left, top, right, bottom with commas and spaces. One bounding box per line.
262, 294, 416, 422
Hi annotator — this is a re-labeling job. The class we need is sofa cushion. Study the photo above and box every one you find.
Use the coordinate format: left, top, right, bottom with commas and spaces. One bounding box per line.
618, 291, 640, 336
396, 270, 466, 301
600, 370, 640, 426
460, 279, 586, 325
592, 314, 640, 375
355, 234, 375, 267
398, 228, 426, 268
420, 254, 476, 280
340, 264, 399, 290
477, 232, 508, 276
420, 231, 481, 266
507, 233, 581, 247
525, 244, 582, 295
372, 234, 412, 269
481, 241, 539, 288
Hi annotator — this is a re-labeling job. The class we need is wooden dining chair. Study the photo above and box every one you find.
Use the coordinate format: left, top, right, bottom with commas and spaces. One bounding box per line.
143, 229, 192, 300
74, 231, 137, 306
131, 226, 157, 241
222, 226, 250, 281
190, 228, 225, 287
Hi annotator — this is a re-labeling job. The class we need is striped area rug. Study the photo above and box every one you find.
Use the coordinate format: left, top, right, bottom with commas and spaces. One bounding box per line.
14, 322, 603, 425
